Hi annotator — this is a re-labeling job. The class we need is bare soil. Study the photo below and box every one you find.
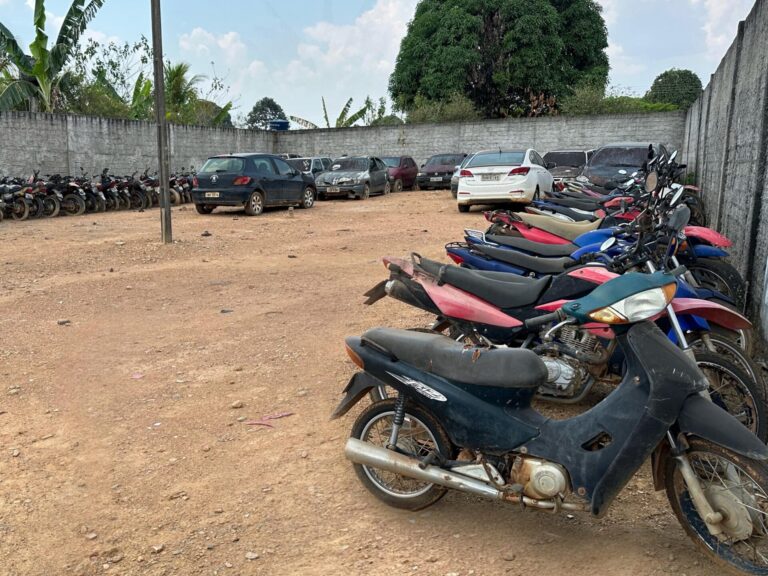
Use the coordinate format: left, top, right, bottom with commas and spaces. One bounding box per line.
0, 191, 719, 575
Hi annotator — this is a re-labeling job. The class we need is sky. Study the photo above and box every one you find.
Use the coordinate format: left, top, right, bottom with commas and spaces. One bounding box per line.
0, 0, 757, 126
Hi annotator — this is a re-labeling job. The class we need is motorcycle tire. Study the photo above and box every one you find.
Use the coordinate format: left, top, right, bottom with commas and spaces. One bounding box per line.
664, 437, 768, 575
29, 196, 45, 219
169, 189, 181, 206
119, 195, 131, 210
62, 194, 86, 216
43, 195, 61, 218
687, 259, 746, 311
10, 198, 30, 221
694, 350, 767, 442
105, 195, 119, 211
350, 398, 452, 511
129, 192, 145, 210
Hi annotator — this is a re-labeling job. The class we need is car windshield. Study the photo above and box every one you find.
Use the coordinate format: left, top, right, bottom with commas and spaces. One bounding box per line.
331, 157, 368, 171
426, 154, 464, 167
287, 158, 312, 172
590, 147, 649, 168
467, 152, 525, 168
200, 157, 245, 173
544, 151, 586, 168
381, 157, 400, 167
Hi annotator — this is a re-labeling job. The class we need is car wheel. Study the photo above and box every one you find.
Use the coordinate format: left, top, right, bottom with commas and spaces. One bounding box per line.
299, 187, 315, 209
357, 184, 370, 200
383, 181, 391, 195
393, 179, 403, 193
195, 204, 214, 215
458, 204, 470, 213
244, 191, 264, 216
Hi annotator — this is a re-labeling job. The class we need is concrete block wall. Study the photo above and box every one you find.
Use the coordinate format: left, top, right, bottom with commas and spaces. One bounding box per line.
682, 0, 768, 333
276, 112, 687, 166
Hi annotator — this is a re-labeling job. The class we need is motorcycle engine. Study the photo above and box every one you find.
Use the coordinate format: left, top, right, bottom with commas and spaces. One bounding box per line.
538, 327, 602, 400
510, 456, 570, 500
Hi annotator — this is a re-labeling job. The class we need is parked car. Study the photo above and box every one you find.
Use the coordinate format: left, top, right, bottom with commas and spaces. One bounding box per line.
450, 153, 477, 198
543, 149, 589, 181
279, 153, 302, 159
456, 149, 554, 212
581, 143, 657, 188
287, 157, 332, 178
416, 153, 467, 190
314, 156, 391, 200
380, 156, 418, 192
192, 153, 316, 216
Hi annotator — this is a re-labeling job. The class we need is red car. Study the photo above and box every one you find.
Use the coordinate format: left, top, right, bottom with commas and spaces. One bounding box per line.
381, 156, 418, 192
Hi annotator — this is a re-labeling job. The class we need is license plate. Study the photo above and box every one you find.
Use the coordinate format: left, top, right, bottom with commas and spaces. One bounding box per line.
430, 177, 442, 182
482, 174, 500, 182
328, 186, 340, 194
205, 192, 220, 198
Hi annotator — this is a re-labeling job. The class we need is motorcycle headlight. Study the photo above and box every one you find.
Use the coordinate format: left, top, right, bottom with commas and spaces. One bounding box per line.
588, 283, 676, 324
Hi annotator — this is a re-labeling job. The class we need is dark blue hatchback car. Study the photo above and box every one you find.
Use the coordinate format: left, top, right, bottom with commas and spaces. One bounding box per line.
192, 153, 317, 216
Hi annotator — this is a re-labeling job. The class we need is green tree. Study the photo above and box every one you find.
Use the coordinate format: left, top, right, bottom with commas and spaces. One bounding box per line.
406, 92, 480, 124
246, 97, 286, 129
389, 0, 608, 118
560, 84, 679, 115
291, 97, 371, 129
645, 68, 702, 108
0, 0, 107, 111
163, 61, 204, 124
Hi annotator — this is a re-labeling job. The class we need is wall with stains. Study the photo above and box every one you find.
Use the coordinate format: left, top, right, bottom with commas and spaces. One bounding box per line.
682, 0, 768, 334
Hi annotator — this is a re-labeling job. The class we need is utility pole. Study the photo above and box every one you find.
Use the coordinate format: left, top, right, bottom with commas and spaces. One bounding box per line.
151, 0, 172, 243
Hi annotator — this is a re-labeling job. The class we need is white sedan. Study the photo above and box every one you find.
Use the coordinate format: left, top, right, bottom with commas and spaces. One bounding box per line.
456, 149, 555, 212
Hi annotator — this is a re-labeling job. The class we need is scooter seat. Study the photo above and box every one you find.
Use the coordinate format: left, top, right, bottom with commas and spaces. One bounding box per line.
439, 266, 551, 309
543, 196, 602, 211
484, 235, 577, 257
516, 212, 603, 241
362, 327, 547, 389
473, 243, 576, 275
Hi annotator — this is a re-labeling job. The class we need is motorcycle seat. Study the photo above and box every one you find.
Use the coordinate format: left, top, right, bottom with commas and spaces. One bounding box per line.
473, 243, 576, 275
543, 196, 602, 211
484, 235, 577, 257
439, 266, 551, 309
361, 327, 547, 389
516, 212, 603, 241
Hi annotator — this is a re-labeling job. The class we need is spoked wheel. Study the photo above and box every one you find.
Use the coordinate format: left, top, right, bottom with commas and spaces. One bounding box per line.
29, 196, 45, 219
693, 335, 763, 392
62, 194, 86, 216
666, 437, 768, 575
298, 187, 315, 209
688, 260, 746, 311
244, 191, 264, 216
695, 351, 767, 442
351, 398, 452, 510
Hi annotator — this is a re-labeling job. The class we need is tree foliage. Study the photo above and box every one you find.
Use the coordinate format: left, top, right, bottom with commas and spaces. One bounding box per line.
0, 0, 107, 111
246, 97, 286, 129
390, 0, 608, 118
559, 85, 679, 115
645, 68, 702, 108
406, 92, 480, 124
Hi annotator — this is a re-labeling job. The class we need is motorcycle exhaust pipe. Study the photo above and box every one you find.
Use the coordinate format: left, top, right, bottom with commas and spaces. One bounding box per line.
385, 279, 441, 316
345, 438, 502, 499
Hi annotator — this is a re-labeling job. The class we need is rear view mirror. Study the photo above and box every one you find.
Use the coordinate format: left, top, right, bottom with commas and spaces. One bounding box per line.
670, 150, 678, 162
671, 186, 685, 206
668, 204, 691, 233
645, 171, 659, 193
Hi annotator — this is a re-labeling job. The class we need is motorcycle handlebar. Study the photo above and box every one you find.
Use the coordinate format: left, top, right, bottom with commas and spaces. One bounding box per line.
524, 310, 564, 330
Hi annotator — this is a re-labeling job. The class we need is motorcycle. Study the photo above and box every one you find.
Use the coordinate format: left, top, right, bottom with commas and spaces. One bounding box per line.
334, 270, 768, 574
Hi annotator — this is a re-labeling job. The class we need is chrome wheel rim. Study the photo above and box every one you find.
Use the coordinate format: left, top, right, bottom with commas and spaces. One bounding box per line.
303, 188, 314, 207
251, 194, 263, 213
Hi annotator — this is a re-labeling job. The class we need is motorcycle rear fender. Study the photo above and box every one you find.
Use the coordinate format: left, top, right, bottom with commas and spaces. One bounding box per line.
511, 221, 571, 245
330, 372, 382, 420
692, 245, 729, 258
670, 297, 752, 330
651, 395, 768, 490
419, 276, 522, 328
382, 256, 413, 276
684, 226, 731, 248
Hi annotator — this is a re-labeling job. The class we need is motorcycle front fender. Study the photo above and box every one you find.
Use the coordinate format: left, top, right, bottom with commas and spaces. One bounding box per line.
330, 372, 382, 420
692, 245, 729, 259
678, 395, 768, 460
670, 298, 752, 330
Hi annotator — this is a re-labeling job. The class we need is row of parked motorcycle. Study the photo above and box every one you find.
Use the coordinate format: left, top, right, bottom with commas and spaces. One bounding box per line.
333, 149, 768, 574
0, 168, 197, 223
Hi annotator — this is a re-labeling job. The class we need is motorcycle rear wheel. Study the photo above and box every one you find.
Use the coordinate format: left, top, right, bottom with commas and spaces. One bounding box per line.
687, 259, 746, 312
62, 194, 86, 216
350, 398, 452, 511
10, 198, 30, 221
665, 437, 768, 575
43, 195, 60, 218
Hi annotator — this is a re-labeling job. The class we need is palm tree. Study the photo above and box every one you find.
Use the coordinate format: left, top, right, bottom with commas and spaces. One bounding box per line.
163, 61, 204, 124
0, 0, 106, 112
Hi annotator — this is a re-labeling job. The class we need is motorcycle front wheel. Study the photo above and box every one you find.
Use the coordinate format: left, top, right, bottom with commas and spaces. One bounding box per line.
43, 195, 60, 218
350, 398, 452, 511
695, 351, 767, 442
62, 194, 86, 216
665, 437, 768, 575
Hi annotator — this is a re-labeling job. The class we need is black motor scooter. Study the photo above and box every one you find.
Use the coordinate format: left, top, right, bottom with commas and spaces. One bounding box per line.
334, 270, 768, 574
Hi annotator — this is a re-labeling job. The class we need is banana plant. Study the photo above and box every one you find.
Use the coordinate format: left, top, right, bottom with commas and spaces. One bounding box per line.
292, 96, 371, 130
0, 0, 107, 112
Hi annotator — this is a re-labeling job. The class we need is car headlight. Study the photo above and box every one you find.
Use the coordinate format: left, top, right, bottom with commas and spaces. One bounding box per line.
588, 283, 676, 324
418, 172, 425, 177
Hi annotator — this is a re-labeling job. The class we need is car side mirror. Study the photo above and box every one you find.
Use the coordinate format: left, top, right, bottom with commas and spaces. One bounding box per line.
546, 162, 556, 169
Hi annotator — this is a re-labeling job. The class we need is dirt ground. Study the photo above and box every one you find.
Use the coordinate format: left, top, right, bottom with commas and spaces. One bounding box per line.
0, 190, 721, 576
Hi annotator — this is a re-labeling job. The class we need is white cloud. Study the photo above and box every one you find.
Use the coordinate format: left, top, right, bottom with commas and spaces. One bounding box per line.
606, 41, 646, 78
596, 0, 618, 25
689, 0, 753, 61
